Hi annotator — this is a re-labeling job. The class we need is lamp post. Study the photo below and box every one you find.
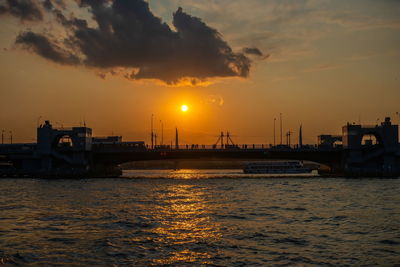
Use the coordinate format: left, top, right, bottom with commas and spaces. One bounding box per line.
175, 127, 179, 149
160, 120, 164, 146
273, 118, 276, 147
151, 114, 154, 149
280, 113, 283, 145
286, 131, 292, 147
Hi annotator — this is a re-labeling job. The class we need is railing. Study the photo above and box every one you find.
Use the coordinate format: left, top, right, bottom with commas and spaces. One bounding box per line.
0, 144, 36, 154
150, 144, 270, 150
147, 144, 319, 150
93, 143, 317, 152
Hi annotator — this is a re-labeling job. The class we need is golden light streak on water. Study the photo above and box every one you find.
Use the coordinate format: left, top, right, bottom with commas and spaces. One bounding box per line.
150, 184, 221, 264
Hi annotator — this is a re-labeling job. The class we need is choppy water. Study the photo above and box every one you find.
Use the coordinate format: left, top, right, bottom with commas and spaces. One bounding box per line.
0, 169, 399, 266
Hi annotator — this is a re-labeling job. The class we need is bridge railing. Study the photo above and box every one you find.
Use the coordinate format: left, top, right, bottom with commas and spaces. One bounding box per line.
152, 144, 321, 150
151, 144, 274, 150
0, 144, 36, 154
93, 142, 322, 152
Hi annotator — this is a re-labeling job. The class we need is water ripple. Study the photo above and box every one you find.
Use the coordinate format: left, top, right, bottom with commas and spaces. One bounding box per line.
0, 172, 399, 265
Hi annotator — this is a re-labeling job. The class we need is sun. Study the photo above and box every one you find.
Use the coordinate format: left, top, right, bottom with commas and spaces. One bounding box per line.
181, 104, 189, 112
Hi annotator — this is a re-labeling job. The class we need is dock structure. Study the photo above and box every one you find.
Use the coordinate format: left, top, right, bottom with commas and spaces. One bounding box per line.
0, 118, 399, 178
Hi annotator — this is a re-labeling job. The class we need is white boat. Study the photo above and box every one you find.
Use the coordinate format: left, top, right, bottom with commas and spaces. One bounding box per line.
243, 161, 312, 174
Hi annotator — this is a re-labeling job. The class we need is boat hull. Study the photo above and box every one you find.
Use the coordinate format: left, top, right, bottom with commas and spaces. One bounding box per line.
243, 168, 312, 174
243, 160, 313, 174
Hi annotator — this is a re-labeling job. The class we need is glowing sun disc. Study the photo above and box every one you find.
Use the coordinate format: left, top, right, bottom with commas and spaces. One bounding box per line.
181, 105, 188, 112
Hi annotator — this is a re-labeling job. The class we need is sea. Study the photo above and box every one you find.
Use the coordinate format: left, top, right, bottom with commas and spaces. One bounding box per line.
0, 169, 399, 266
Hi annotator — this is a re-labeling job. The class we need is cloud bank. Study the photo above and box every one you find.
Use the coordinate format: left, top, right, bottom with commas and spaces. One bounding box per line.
2, 0, 264, 85
0, 0, 43, 20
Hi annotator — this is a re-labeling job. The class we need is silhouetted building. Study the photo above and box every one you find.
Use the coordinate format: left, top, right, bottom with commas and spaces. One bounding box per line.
342, 117, 399, 175
93, 136, 122, 144
318, 135, 342, 148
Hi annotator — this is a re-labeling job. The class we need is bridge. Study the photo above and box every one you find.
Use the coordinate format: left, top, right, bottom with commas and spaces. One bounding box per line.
1, 118, 399, 177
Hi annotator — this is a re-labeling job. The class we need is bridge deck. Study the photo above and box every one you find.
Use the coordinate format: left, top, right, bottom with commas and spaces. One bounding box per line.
92, 147, 343, 166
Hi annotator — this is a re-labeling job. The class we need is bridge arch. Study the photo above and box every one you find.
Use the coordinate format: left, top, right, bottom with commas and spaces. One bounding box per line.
360, 132, 383, 147
52, 134, 77, 149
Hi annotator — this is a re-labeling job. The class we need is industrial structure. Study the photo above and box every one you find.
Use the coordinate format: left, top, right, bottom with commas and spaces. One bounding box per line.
0, 117, 399, 178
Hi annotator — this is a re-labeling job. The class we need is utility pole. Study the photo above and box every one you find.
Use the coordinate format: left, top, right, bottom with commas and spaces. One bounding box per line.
9, 131, 12, 144
273, 118, 276, 146
220, 131, 224, 148
280, 113, 283, 145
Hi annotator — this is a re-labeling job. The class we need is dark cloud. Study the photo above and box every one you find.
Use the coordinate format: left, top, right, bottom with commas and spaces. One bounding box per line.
244, 47, 263, 56
42, 0, 52, 10
0, 0, 43, 21
16, 31, 80, 65
14, 0, 263, 84
49, 0, 65, 10
41, 0, 66, 13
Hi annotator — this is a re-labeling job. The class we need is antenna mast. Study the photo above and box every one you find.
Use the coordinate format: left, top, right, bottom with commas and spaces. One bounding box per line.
214, 132, 225, 148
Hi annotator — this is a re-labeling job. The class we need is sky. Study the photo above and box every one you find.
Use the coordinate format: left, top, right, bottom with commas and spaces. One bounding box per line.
0, 0, 399, 145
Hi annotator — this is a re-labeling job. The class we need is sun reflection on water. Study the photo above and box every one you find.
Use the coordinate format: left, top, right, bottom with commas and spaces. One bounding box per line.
169, 169, 204, 179
149, 184, 221, 265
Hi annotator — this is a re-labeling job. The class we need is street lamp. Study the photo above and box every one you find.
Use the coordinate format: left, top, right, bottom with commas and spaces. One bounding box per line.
160, 120, 164, 146
151, 114, 154, 149
273, 118, 276, 147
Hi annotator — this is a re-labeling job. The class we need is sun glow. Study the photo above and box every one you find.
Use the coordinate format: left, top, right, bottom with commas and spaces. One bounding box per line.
181, 105, 189, 112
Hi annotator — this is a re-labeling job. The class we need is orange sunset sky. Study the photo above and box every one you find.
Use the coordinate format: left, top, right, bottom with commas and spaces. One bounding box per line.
0, 0, 399, 145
